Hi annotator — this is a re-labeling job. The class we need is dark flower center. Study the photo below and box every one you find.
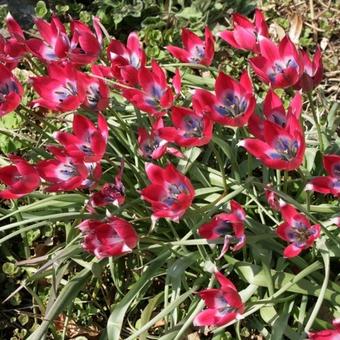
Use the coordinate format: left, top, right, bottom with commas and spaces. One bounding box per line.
145, 84, 164, 108
270, 111, 287, 127
333, 164, 340, 178
58, 162, 78, 180
55, 81, 78, 102
102, 184, 124, 202
163, 183, 188, 206
216, 295, 237, 316
215, 93, 247, 117
287, 221, 315, 247
80, 144, 93, 155
268, 58, 298, 82
183, 116, 203, 138
0, 80, 19, 103
189, 45, 205, 63
142, 137, 161, 158
215, 221, 233, 236
269, 137, 298, 161
86, 84, 101, 108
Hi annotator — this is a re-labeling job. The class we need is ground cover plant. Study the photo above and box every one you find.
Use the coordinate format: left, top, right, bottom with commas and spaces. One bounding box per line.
0, 0, 339, 339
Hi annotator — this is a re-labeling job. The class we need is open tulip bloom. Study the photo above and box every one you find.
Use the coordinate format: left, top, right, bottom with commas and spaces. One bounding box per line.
159, 106, 213, 147
198, 200, 246, 258
194, 271, 244, 327
166, 27, 214, 66
193, 71, 255, 127
219, 9, 269, 53
31, 62, 86, 112
249, 35, 303, 89
26, 15, 102, 65
248, 89, 302, 140
122, 60, 173, 117
239, 114, 305, 171
141, 163, 195, 222
36, 146, 102, 192
0, 63, 23, 116
54, 113, 108, 163
276, 202, 320, 258
306, 154, 340, 198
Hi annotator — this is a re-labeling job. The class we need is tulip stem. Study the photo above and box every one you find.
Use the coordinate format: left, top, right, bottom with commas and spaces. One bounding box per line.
307, 92, 324, 153
212, 144, 228, 193
10, 200, 30, 259
304, 249, 330, 334
284, 171, 288, 193
276, 170, 281, 190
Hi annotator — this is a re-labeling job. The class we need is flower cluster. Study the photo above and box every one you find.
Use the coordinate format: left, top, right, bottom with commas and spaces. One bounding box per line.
0, 7, 336, 334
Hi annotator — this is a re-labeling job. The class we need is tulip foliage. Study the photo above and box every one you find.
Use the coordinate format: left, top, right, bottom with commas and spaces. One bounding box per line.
0, 6, 339, 340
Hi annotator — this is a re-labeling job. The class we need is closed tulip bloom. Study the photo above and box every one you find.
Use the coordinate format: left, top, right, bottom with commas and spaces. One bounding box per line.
0, 64, 23, 116
0, 156, 40, 199
219, 9, 269, 53
294, 47, 323, 92
78, 216, 138, 259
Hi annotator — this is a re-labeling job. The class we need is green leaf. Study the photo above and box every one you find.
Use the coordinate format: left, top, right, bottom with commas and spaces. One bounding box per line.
136, 292, 164, 340
27, 267, 92, 340
224, 255, 340, 304
176, 7, 202, 19
35, 0, 48, 17
106, 251, 170, 340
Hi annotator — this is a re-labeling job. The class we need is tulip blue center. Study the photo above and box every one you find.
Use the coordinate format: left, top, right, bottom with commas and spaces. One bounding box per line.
333, 164, 340, 178
58, 161, 78, 180
145, 84, 164, 108
270, 111, 287, 127
333, 179, 340, 189
163, 183, 188, 206
269, 137, 298, 161
142, 137, 161, 158
130, 53, 141, 69
54, 81, 78, 102
86, 83, 101, 108
216, 294, 237, 316
43, 46, 59, 61
0, 80, 19, 103
79, 144, 93, 155
268, 58, 298, 83
287, 220, 316, 247
183, 116, 203, 137
189, 45, 205, 63
215, 93, 247, 117
102, 184, 124, 202
215, 221, 233, 236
